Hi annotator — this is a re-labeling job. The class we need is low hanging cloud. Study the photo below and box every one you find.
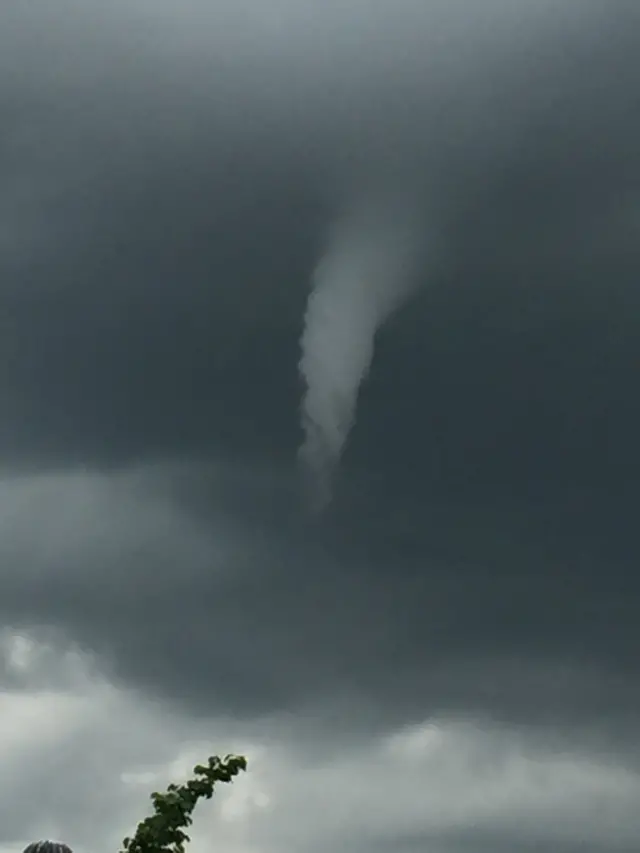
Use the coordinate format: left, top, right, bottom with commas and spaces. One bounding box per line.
298, 197, 425, 510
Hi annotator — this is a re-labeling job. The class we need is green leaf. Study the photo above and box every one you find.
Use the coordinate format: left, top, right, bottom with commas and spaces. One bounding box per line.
118, 753, 247, 853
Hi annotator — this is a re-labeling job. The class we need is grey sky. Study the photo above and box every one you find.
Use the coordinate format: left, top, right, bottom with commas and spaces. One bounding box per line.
1, 2, 639, 851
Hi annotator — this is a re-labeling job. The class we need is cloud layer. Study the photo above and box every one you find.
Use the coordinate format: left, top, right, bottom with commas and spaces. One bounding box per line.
1, 1, 639, 851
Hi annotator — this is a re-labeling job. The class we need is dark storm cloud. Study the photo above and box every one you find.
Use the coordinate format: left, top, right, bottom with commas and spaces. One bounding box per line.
1, 0, 640, 779
0, 463, 639, 771
1, 0, 638, 469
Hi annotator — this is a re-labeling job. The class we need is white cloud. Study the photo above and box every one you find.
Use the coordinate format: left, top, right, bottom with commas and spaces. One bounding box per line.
1, 628, 639, 853
217, 718, 640, 852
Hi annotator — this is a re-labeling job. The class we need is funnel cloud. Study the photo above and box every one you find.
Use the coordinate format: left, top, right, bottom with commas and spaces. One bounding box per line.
298, 198, 424, 511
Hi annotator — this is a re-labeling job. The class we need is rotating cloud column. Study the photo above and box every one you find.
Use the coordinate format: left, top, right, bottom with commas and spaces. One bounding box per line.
298, 200, 423, 512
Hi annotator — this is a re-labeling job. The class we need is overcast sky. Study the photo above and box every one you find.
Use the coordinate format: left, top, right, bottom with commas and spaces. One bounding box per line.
1, 2, 640, 852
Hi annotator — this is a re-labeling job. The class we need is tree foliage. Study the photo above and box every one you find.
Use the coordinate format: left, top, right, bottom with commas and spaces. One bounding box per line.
120, 754, 248, 853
